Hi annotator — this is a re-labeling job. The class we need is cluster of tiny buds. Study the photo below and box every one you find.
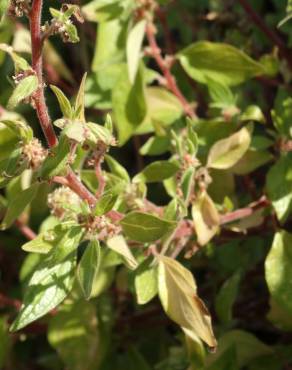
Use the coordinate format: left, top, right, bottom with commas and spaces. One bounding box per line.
8, 0, 31, 17
182, 154, 200, 170
195, 167, 212, 190
79, 214, 119, 240
21, 138, 47, 170
48, 186, 81, 220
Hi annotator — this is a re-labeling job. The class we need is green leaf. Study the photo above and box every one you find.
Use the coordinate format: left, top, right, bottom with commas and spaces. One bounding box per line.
135, 259, 158, 304
181, 167, 195, 203
0, 43, 30, 71
22, 233, 55, 254
94, 192, 118, 216
265, 231, 292, 315
127, 20, 146, 83
135, 87, 183, 135
139, 136, 170, 156
11, 226, 82, 331
50, 85, 73, 119
207, 126, 252, 169
112, 64, 147, 144
192, 191, 219, 246
240, 105, 265, 123
178, 41, 266, 86
77, 240, 101, 300
0, 0, 9, 23
208, 330, 271, 368
215, 271, 241, 324
8, 75, 38, 109
266, 153, 292, 223
120, 212, 175, 243
107, 235, 138, 270
158, 255, 217, 348
105, 154, 130, 183
1, 182, 39, 230
39, 136, 71, 179
133, 160, 179, 183
48, 300, 100, 370
0, 119, 33, 143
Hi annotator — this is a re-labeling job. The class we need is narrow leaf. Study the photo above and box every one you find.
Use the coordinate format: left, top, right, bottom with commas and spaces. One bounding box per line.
77, 240, 101, 299
50, 85, 73, 119
8, 75, 38, 109
127, 20, 146, 83
107, 235, 138, 270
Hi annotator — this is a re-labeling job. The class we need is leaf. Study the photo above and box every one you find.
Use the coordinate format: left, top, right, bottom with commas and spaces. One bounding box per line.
215, 271, 241, 324
50, 85, 73, 119
0, 0, 9, 23
178, 41, 266, 86
207, 126, 252, 169
181, 167, 195, 203
0, 119, 33, 143
39, 136, 71, 179
135, 259, 158, 304
112, 64, 147, 144
105, 154, 130, 183
127, 20, 146, 83
139, 136, 170, 156
133, 160, 179, 183
158, 255, 217, 348
120, 212, 175, 243
266, 153, 292, 223
8, 75, 38, 109
11, 226, 82, 331
192, 191, 219, 246
48, 300, 100, 370
94, 192, 118, 216
22, 233, 55, 254
135, 87, 183, 135
207, 330, 271, 368
0, 43, 30, 71
107, 235, 138, 270
230, 149, 273, 175
77, 240, 101, 300
1, 182, 39, 230
265, 231, 292, 315
74, 73, 87, 122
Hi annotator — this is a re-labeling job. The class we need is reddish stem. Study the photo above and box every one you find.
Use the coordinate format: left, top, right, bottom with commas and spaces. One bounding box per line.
30, 0, 58, 147
146, 23, 196, 119
15, 220, 37, 240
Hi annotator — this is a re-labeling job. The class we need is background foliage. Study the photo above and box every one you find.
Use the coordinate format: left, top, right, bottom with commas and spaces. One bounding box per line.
0, 0, 292, 369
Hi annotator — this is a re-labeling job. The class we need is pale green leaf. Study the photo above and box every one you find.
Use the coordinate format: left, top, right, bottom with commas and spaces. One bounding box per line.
135, 259, 158, 304
107, 235, 138, 269
192, 191, 219, 246
158, 256, 217, 348
178, 41, 266, 86
207, 126, 252, 169
265, 231, 292, 314
127, 20, 146, 83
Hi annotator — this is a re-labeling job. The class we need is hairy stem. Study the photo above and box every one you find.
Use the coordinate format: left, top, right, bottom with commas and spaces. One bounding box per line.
30, 0, 58, 147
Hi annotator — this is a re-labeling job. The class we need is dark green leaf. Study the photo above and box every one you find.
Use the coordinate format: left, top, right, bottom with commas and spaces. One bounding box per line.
77, 240, 101, 300
120, 212, 175, 243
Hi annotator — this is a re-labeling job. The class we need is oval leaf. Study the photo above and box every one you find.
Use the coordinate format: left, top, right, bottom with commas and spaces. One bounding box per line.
207, 126, 251, 169
120, 212, 176, 243
158, 256, 217, 348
